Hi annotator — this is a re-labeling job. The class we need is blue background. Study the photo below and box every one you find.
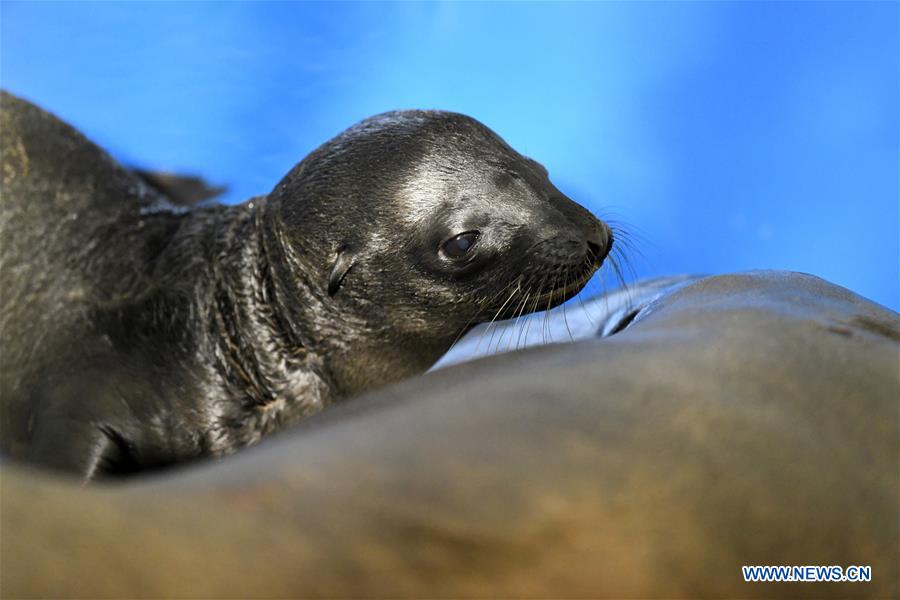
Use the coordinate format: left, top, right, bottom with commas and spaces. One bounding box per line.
3, 1, 897, 309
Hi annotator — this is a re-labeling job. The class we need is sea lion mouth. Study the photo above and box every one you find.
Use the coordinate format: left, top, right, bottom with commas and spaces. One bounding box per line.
527, 231, 611, 309
534, 263, 599, 308
488, 252, 605, 320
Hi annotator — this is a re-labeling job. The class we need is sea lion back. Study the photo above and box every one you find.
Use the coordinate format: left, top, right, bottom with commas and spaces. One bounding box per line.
0, 91, 177, 406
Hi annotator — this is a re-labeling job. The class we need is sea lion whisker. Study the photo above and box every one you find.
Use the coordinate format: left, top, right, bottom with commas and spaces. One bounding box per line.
560, 273, 576, 342
494, 294, 521, 354
525, 288, 545, 349
611, 247, 637, 289
576, 282, 596, 327
446, 307, 488, 356
501, 279, 537, 352
462, 275, 531, 355
607, 253, 636, 309
543, 266, 562, 344
608, 243, 637, 281
519, 273, 549, 350
506, 289, 533, 354
598, 261, 612, 314
486, 285, 521, 354
475, 280, 522, 355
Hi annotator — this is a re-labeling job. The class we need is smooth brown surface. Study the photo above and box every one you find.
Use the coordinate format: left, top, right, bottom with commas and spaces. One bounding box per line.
2, 271, 898, 598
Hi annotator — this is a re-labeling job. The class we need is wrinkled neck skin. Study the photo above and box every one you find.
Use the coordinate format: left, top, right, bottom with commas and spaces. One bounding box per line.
193, 195, 450, 426
258, 197, 454, 398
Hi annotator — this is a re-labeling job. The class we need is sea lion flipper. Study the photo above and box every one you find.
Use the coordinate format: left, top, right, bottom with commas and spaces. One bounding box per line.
327, 249, 355, 296
132, 169, 227, 206
28, 417, 123, 480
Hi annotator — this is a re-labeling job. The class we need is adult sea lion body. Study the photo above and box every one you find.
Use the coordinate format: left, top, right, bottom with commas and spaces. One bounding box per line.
0, 92, 612, 478
2, 271, 897, 598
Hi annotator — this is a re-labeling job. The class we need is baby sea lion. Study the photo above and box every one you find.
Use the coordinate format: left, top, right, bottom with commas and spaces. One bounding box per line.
0, 91, 612, 479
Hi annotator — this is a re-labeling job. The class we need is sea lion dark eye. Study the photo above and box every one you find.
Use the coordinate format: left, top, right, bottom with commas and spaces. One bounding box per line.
441, 231, 479, 259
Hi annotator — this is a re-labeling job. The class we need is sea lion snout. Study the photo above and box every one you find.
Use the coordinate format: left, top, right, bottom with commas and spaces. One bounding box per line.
536, 197, 612, 267
586, 220, 613, 265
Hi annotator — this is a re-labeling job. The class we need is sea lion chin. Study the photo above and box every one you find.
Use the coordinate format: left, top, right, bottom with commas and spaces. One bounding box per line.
0, 93, 612, 479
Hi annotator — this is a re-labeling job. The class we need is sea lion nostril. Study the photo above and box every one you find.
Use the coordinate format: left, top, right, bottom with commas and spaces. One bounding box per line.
585, 226, 613, 264
585, 232, 613, 264
586, 240, 612, 265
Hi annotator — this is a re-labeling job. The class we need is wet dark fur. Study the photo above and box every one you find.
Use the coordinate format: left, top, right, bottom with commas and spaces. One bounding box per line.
0, 91, 610, 479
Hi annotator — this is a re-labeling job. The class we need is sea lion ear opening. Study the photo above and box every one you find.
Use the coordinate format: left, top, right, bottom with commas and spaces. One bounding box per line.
327, 249, 355, 296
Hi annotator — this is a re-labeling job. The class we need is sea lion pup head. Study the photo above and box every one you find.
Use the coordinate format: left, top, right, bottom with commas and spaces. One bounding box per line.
266, 110, 612, 394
